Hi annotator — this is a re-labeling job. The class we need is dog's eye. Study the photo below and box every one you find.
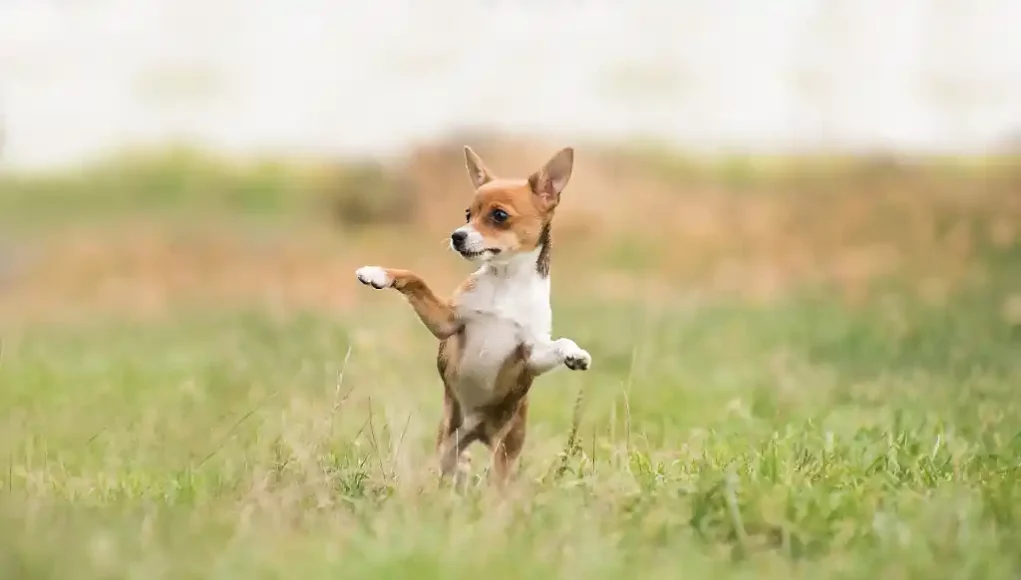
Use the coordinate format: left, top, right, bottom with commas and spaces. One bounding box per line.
490, 209, 509, 223
464, 208, 470, 222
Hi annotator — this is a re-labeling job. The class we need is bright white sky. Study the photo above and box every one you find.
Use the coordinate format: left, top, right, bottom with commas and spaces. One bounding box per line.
1, 0, 1019, 168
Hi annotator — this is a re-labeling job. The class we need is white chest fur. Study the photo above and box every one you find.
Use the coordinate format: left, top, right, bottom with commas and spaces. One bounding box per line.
451, 252, 552, 408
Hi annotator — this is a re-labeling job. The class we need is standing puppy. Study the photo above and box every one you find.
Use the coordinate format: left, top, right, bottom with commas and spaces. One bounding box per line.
354, 146, 591, 488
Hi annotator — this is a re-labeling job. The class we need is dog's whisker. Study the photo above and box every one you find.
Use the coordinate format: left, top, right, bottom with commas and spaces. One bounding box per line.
438, 237, 458, 252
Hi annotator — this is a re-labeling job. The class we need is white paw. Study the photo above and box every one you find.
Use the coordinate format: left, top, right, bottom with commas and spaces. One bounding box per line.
355, 266, 392, 289
555, 338, 591, 371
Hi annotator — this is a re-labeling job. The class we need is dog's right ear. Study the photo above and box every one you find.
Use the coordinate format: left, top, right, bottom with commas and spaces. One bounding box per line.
464, 146, 495, 189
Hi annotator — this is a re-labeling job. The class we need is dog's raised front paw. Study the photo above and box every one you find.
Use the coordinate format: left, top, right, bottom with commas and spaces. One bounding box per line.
355, 266, 392, 289
555, 338, 592, 371
565, 350, 591, 371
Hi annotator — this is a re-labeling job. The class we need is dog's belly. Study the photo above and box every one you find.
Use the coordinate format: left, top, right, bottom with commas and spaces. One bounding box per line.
452, 315, 523, 410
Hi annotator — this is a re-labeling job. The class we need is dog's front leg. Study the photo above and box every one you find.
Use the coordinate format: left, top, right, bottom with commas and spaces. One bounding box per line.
355, 266, 461, 339
526, 337, 591, 375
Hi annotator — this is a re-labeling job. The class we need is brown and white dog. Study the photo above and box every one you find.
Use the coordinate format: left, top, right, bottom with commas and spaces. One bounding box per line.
354, 146, 592, 488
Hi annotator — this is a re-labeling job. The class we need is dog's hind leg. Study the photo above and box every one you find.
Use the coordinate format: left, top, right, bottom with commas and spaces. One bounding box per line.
436, 408, 482, 492
487, 399, 528, 489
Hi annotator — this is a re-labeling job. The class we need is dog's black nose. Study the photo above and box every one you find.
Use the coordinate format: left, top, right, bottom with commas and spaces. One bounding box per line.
450, 230, 467, 247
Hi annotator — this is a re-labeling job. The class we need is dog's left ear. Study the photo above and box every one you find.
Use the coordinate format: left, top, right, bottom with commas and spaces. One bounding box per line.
528, 147, 574, 210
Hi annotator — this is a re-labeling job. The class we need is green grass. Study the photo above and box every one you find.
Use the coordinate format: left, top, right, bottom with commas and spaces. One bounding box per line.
2, 275, 1019, 579
1, 145, 1018, 578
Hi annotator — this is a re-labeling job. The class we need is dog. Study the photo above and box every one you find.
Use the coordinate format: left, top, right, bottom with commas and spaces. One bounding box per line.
354, 145, 592, 488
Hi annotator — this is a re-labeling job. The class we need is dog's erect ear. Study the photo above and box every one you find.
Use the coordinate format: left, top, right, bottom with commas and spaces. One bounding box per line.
464, 146, 495, 189
529, 147, 574, 209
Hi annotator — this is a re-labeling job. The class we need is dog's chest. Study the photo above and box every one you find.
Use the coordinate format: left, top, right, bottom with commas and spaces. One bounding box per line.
451, 270, 550, 406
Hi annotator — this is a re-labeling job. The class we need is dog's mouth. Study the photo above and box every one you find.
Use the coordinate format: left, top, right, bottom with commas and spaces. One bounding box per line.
458, 248, 501, 259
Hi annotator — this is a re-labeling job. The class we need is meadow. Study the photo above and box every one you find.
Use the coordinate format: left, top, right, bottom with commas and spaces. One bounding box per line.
0, 138, 1019, 579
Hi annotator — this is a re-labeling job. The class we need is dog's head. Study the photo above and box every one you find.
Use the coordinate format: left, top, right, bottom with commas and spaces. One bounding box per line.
449, 146, 574, 264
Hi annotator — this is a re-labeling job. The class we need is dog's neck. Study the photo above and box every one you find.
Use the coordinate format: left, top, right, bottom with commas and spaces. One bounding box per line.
482, 247, 543, 280
481, 223, 552, 282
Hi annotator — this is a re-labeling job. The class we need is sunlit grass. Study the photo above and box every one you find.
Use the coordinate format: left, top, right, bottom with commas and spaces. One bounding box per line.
1, 275, 1019, 578
0, 143, 1018, 578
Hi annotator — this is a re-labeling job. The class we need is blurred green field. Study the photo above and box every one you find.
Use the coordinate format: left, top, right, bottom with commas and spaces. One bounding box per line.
0, 141, 1019, 579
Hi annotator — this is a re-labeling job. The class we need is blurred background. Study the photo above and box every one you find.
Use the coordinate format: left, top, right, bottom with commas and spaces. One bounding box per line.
1, 3, 1020, 575
0, 0, 1019, 323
